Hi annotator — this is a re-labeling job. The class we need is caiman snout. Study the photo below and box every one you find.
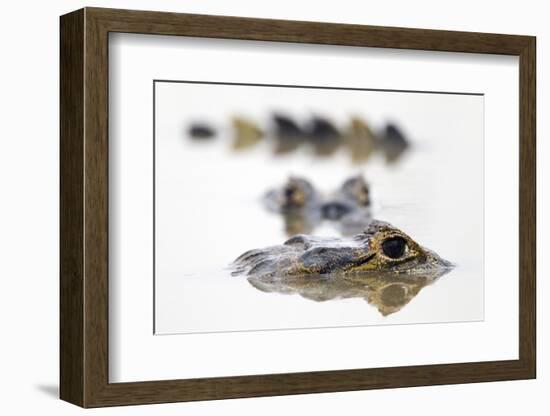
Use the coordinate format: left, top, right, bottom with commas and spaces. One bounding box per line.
233, 220, 453, 279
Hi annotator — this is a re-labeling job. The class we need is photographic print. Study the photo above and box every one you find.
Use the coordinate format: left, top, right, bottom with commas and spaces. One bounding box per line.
153, 80, 484, 335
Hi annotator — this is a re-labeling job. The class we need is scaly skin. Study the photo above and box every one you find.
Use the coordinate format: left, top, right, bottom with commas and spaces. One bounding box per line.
232, 220, 453, 279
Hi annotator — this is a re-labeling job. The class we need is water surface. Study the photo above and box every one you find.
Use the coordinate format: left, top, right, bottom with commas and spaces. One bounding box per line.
154, 83, 484, 334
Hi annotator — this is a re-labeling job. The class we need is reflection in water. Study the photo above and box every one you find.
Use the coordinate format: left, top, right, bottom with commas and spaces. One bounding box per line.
247, 269, 451, 316
263, 174, 372, 236
281, 210, 321, 236
185, 114, 410, 164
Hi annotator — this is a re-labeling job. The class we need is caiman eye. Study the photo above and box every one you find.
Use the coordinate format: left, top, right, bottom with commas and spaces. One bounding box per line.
381, 237, 407, 259
284, 186, 296, 199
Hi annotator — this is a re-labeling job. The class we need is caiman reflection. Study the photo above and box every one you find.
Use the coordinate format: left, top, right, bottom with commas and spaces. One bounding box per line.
232, 220, 453, 315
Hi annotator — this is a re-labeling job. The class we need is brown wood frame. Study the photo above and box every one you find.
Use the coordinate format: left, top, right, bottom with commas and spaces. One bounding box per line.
60, 7, 536, 408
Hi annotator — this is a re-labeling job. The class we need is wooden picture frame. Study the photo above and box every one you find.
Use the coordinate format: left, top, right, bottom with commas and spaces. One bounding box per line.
60, 7, 536, 408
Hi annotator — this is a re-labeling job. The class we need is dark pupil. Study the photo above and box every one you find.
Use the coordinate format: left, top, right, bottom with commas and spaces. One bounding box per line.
285, 187, 296, 199
381, 237, 407, 259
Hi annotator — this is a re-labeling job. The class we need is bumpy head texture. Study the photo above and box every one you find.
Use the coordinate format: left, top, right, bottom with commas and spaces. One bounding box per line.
232, 220, 453, 279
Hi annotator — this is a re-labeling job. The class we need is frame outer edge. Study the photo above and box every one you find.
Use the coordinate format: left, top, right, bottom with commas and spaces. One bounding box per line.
85, 6, 532, 54
60, 8, 86, 407
83, 6, 111, 408
60, 7, 537, 407
519, 37, 536, 377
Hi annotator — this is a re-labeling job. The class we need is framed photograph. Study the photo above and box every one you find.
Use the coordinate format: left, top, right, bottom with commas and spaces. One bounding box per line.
60, 7, 536, 407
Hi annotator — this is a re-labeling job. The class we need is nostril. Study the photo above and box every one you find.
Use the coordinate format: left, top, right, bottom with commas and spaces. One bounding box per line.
284, 234, 311, 249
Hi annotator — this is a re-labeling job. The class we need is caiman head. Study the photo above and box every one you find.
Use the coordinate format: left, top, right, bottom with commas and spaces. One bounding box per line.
339, 174, 371, 207
232, 220, 453, 279
263, 176, 319, 212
